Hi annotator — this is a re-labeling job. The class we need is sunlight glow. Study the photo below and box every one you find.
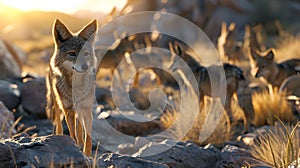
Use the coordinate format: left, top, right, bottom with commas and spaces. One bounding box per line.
1, 0, 127, 14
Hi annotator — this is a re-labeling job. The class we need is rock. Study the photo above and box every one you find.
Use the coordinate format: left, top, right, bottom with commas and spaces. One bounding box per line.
0, 40, 22, 79
0, 134, 88, 167
0, 80, 20, 111
2, 40, 27, 69
204, 143, 221, 153
0, 102, 16, 139
97, 153, 169, 168
20, 77, 47, 118
107, 115, 162, 136
118, 136, 154, 155
134, 140, 221, 167
237, 132, 257, 146
95, 87, 114, 107
17, 116, 53, 136
217, 145, 263, 167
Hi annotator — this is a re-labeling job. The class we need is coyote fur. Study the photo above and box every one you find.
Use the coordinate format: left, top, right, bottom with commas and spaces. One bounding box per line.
46, 19, 97, 156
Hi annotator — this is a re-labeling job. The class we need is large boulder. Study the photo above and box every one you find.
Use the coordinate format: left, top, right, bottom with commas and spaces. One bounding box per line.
0, 80, 20, 111
95, 87, 114, 107
20, 77, 47, 118
0, 101, 16, 139
0, 134, 88, 167
0, 40, 21, 79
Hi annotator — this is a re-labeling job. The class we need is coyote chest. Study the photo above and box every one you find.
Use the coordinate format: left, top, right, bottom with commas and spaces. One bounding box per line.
54, 71, 95, 109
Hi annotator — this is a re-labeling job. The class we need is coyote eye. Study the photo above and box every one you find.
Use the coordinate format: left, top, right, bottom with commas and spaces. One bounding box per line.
83, 52, 90, 56
67, 51, 76, 57
234, 45, 241, 51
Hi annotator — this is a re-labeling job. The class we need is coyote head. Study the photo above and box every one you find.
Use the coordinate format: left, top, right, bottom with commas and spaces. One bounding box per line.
51, 19, 98, 74
250, 48, 275, 79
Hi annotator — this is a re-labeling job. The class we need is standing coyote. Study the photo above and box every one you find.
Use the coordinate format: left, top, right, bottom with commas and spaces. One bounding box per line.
250, 48, 300, 87
46, 19, 97, 156
196, 63, 246, 133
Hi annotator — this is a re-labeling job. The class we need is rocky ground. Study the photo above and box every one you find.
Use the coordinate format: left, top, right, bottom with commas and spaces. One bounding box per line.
0, 76, 298, 168
1, 0, 300, 167
0, 133, 264, 167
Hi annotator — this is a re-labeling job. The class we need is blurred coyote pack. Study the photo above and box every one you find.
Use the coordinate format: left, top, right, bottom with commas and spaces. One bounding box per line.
46, 19, 97, 156
250, 48, 300, 87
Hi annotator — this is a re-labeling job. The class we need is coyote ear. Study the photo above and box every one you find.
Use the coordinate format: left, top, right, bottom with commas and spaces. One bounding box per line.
226, 23, 236, 41
174, 41, 183, 56
78, 19, 98, 41
265, 49, 274, 60
53, 19, 73, 45
250, 49, 259, 60
226, 30, 237, 45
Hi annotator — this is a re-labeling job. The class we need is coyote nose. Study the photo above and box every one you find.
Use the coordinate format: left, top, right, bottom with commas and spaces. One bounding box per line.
81, 64, 88, 71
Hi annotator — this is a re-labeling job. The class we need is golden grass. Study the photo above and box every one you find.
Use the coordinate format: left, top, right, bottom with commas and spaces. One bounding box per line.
249, 121, 300, 167
252, 87, 295, 126
275, 32, 300, 61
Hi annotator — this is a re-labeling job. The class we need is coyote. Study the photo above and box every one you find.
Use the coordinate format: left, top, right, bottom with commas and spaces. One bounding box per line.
46, 19, 97, 156
153, 42, 247, 132
250, 48, 300, 87
195, 63, 246, 133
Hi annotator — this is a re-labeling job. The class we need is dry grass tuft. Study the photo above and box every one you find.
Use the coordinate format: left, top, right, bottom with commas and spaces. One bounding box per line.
252, 87, 295, 126
159, 96, 246, 145
198, 98, 245, 145
197, 111, 233, 145
182, 97, 237, 145
159, 107, 178, 130
249, 121, 300, 167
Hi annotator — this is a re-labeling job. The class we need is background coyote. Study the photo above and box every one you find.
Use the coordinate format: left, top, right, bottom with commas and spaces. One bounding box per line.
46, 19, 97, 156
250, 48, 300, 87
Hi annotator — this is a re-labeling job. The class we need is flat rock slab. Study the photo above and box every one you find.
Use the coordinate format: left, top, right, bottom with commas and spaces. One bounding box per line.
0, 134, 88, 167
98, 153, 169, 168
134, 140, 222, 168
